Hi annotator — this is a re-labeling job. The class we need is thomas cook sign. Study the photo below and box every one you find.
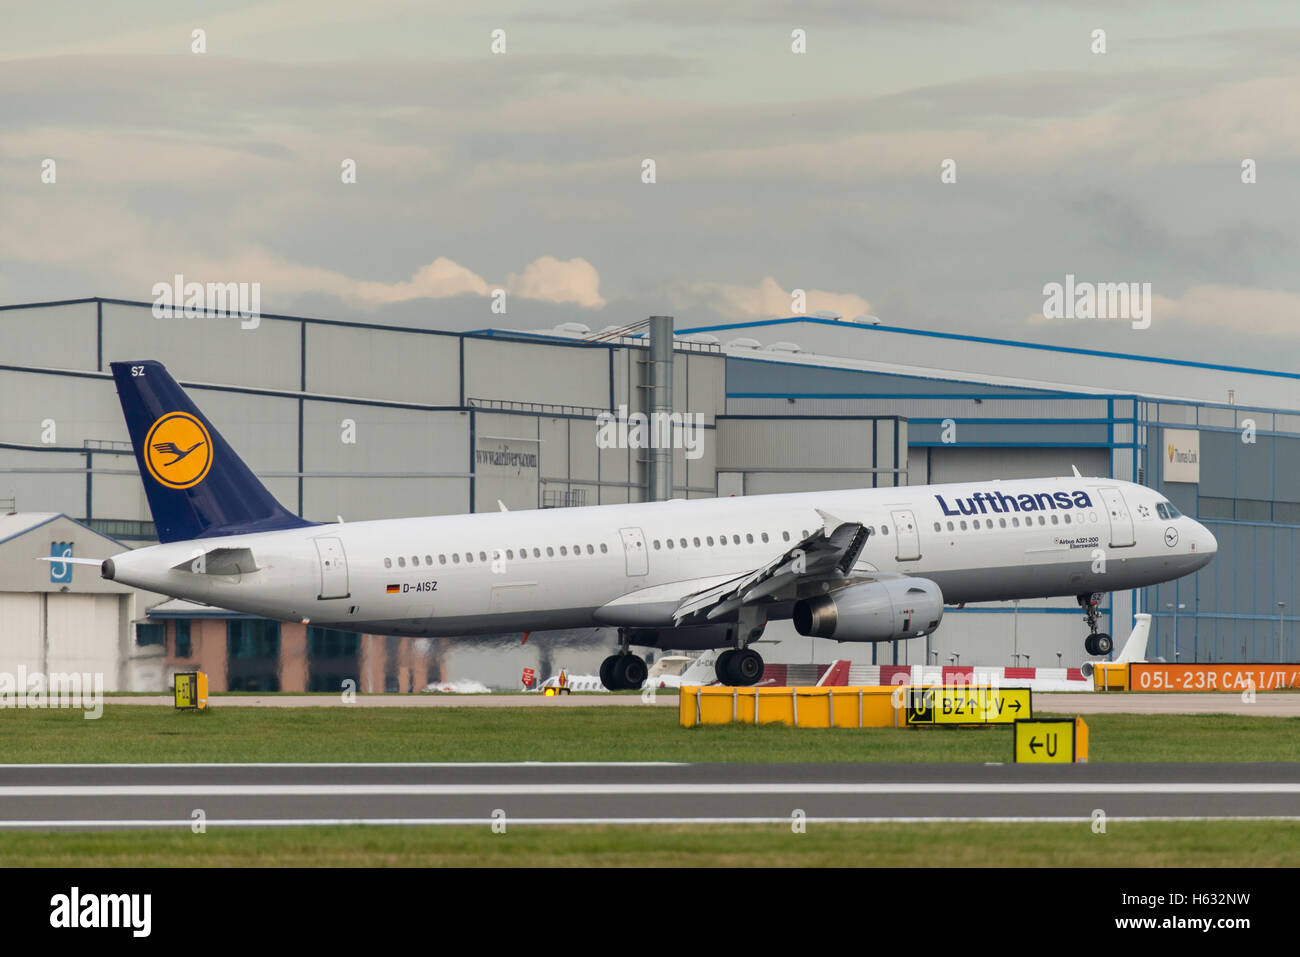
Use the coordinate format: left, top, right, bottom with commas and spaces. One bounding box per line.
1163, 429, 1200, 484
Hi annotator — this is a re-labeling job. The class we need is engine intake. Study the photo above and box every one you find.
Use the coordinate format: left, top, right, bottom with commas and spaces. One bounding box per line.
792, 578, 944, 642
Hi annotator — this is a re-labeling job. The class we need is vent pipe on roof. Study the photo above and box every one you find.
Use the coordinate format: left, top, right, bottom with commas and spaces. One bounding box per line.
648, 315, 673, 502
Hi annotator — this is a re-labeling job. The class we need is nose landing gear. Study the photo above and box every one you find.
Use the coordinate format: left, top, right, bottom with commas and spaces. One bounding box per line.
1078, 593, 1113, 656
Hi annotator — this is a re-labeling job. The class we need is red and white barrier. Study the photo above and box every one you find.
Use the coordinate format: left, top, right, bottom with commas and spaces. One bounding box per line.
758, 660, 1092, 692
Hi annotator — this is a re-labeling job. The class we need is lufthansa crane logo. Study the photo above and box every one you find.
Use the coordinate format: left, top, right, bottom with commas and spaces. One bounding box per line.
143, 412, 212, 489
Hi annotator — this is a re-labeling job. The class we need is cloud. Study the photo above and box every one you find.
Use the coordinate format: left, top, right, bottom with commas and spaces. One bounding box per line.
354, 258, 491, 304
1153, 284, 1300, 337
681, 275, 869, 319
506, 256, 605, 308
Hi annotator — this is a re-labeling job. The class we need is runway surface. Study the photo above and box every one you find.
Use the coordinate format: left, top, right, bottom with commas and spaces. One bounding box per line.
3, 762, 1300, 827
104, 692, 1300, 715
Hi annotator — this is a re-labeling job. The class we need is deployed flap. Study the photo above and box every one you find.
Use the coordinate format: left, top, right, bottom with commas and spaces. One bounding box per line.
673, 520, 882, 624
171, 546, 259, 575
594, 574, 739, 627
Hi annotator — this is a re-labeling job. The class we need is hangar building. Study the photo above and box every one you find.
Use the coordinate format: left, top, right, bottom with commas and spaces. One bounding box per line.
0, 297, 1294, 687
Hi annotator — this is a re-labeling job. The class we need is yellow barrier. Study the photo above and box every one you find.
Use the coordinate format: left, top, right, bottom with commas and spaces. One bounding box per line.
1092, 663, 1129, 691
680, 686, 903, 728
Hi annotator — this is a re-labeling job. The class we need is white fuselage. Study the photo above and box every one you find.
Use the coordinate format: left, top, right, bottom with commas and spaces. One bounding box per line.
104, 477, 1216, 641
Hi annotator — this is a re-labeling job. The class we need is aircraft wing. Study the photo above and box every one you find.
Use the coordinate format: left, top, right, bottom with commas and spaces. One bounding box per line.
672, 509, 883, 625
593, 509, 893, 628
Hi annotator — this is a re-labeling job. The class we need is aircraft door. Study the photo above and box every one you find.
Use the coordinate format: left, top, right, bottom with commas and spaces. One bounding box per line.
314, 536, 350, 599
1098, 486, 1136, 547
619, 526, 649, 577
890, 509, 921, 561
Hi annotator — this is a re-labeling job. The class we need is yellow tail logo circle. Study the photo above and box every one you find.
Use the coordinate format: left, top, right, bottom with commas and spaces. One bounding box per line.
144, 412, 212, 489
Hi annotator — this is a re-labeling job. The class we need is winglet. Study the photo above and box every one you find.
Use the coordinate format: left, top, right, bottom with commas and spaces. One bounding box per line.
1071, 464, 1082, 478
498, 500, 509, 513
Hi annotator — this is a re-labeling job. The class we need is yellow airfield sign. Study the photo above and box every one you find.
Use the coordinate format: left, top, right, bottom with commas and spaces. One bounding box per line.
1014, 717, 1089, 763
905, 687, 1031, 726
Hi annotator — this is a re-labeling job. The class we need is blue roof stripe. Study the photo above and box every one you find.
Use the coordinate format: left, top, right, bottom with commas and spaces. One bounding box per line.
679, 317, 1300, 381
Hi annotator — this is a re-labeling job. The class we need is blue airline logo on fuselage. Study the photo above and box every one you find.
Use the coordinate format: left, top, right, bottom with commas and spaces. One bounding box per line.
936, 489, 1093, 516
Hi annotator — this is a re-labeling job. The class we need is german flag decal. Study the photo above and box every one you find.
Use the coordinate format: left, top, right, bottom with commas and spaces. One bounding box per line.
386, 584, 400, 594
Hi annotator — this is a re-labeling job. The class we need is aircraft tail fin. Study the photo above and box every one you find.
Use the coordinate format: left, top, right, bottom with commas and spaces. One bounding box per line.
110, 360, 315, 543
1114, 613, 1152, 664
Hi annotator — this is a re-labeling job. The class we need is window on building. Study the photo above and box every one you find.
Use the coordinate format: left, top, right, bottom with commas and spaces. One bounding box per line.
136, 623, 164, 646
175, 620, 192, 658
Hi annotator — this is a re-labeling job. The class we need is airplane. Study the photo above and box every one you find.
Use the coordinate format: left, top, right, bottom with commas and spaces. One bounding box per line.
86, 360, 1217, 688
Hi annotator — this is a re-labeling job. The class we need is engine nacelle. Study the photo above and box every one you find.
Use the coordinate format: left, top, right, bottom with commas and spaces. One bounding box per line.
792, 578, 944, 642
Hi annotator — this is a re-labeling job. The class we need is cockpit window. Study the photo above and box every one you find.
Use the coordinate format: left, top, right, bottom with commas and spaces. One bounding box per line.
1157, 501, 1182, 519
1155, 503, 1168, 520
1166, 502, 1182, 518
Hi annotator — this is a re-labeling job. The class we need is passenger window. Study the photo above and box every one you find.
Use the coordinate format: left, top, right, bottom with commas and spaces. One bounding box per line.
653, 540, 661, 550
425, 555, 433, 565
959, 521, 967, 530
733, 535, 741, 544
719, 536, 727, 546
452, 554, 460, 564
560, 546, 568, 556
934, 522, 941, 532
782, 531, 790, 542
465, 553, 473, 563
411, 556, 419, 566
1063, 514, 1071, 524
1038, 516, 1046, 525
505, 549, 514, 560
707, 536, 715, 546
999, 518, 1006, 528
439, 554, 446, 564
546, 547, 554, 557
761, 532, 769, 543
666, 539, 674, 549
587, 544, 594, 554
745, 534, 753, 544
973, 520, 980, 529
694, 537, 701, 547
1012, 518, 1019, 527
600, 543, 608, 553
881, 526, 889, 535
946, 521, 954, 531
398, 557, 406, 567
801, 529, 809, 538
681, 538, 688, 548
1050, 515, 1058, 525
384, 558, 392, 569
533, 548, 541, 558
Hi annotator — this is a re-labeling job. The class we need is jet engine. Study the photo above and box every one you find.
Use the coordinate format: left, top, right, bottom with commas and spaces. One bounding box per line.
792, 578, 944, 642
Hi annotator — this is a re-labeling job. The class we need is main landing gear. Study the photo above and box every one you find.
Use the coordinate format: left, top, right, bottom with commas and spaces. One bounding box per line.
600, 630, 648, 690
715, 648, 764, 686
1078, 592, 1113, 656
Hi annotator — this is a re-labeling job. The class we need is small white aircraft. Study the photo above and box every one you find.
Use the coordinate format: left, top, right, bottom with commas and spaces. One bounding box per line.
92, 361, 1216, 688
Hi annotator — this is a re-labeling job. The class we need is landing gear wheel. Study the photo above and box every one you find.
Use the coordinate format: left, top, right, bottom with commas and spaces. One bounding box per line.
599, 654, 622, 690
618, 654, 648, 689
714, 650, 736, 685
1092, 633, 1112, 656
732, 649, 764, 685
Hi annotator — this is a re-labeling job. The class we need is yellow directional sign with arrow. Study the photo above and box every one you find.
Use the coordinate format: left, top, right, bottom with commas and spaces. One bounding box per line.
905, 687, 1031, 726
1014, 717, 1089, 763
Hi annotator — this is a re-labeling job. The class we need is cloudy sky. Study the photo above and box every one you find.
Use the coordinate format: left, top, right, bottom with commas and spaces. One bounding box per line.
3, 0, 1299, 369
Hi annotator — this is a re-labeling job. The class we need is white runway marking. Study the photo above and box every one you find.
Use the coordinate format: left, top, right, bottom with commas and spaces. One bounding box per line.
0, 782, 1297, 797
